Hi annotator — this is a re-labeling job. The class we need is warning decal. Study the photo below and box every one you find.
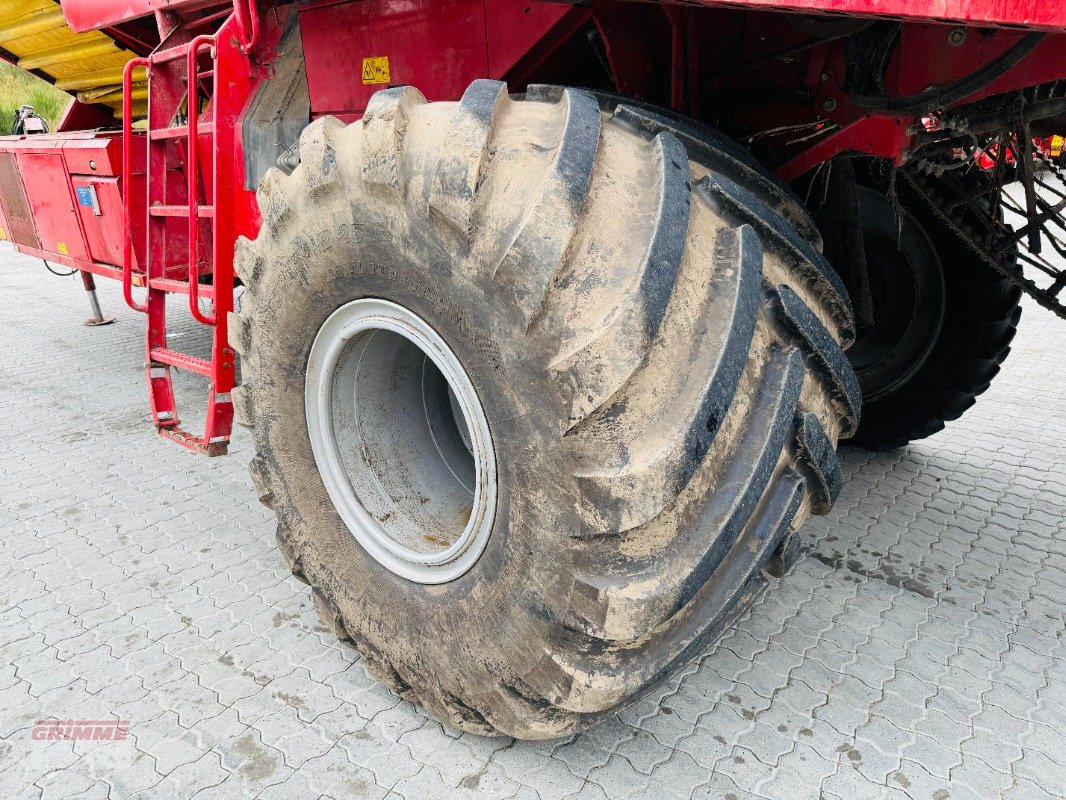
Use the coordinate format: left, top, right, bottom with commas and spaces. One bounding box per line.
361, 56, 390, 85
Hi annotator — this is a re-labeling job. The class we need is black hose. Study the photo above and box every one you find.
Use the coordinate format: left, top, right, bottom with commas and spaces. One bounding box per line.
851, 32, 1046, 115
44, 260, 77, 277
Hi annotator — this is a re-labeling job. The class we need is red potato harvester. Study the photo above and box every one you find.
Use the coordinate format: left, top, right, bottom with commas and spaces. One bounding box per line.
0, 0, 1063, 738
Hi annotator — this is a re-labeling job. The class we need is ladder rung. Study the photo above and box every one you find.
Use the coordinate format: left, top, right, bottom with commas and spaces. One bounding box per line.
150, 122, 216, 140
152, 42, 199, 64
149, 205, 215, 218
148, 277, 215, 297
150, 347, 213, 377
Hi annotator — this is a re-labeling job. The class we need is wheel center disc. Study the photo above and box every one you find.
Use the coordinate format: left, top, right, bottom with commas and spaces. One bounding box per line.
305, 298, 497, 584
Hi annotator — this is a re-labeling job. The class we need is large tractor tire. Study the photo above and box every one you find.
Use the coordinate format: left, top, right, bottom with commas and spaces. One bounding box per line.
847, 165, 1022, 450
230, 81, 858, 738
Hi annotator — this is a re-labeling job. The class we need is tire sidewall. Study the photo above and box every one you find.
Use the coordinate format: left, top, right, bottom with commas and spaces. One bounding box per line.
250, 214, 578, 697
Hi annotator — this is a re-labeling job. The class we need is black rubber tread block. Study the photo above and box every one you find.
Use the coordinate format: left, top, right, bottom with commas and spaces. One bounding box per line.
770, 283, 861, 435
492, 87, 601, 324
430, 79, 509, 236
527, 468, 805, 713
298, 116, 344, 195
564, 347, 805, 643
793, 411, 843, 515
570, 223, 763, 536
702, 171, 855, 346
610, 101, 824, 250
550, 129, 690, 429
361, 86, 427, 192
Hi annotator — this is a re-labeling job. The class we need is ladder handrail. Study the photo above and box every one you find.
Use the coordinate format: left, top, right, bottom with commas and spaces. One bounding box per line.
186, 34, 216, 326
121, 56, 149, 313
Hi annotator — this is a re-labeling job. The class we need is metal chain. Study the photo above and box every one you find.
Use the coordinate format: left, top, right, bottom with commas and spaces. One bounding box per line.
899, 85, 1066, 319
901, 169, 1066, 319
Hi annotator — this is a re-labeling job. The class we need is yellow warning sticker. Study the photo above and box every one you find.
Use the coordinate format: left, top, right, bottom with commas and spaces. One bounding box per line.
361, 56, 390, 85
56, 241, 68, 256
0, 227, 7, 240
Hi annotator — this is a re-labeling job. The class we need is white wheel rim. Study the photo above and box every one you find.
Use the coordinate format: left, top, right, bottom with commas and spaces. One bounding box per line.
305, 298, 497, 584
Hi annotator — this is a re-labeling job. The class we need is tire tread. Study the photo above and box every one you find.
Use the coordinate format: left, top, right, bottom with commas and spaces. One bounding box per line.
231, 83, 858, 738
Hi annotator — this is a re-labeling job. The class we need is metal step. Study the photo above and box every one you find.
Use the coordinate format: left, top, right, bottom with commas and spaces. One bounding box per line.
149, 205, 216, 218
160, 427, 229, 457
149, 347, 213, 377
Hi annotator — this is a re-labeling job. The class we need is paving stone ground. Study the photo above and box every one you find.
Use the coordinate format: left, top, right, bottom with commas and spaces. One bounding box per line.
0, 241, 1063, 800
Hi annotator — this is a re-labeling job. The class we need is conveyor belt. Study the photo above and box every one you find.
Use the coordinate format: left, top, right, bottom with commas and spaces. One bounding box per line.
0, 0, 147, 120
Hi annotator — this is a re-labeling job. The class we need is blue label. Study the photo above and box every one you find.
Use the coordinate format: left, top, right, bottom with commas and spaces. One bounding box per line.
75, 185, 94, 207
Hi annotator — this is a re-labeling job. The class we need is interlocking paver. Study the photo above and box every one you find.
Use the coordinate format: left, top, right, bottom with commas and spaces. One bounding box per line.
1, 243, 1064, 799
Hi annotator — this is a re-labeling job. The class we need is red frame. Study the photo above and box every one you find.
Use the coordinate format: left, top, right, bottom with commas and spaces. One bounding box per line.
60, 0, 1066, 34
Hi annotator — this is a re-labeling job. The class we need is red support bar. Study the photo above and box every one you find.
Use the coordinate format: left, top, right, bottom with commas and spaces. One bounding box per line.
186, 7, 234, 31
775, 116, 912, 182
233, 0, 260, 52
152, 41, 200, 64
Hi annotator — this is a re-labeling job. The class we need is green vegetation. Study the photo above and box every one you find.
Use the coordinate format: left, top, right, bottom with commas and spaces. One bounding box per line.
0, 60, 68, 133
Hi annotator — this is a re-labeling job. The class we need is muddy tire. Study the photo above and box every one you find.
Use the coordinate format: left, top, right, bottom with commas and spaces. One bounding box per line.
230, 81, 857, 738
847, 166, 1022, 450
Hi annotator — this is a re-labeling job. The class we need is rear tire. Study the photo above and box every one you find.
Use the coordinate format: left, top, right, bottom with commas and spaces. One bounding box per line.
231, 82, 857, 738
848, 165, 1022, 450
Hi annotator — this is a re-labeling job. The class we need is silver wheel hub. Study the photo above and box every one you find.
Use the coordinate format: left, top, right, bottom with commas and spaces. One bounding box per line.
305, 299, 496, 584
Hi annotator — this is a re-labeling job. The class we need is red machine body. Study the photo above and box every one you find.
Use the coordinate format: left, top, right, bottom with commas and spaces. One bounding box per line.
2, 0, 1065, 453
60, 0, 1066, 34
0, 132, 129, 280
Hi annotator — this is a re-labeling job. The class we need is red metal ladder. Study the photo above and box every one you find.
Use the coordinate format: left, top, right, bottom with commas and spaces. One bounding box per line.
120, 30, 235, 456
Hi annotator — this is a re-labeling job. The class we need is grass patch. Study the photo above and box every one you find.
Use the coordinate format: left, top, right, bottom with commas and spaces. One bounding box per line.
0, 61, 68, 133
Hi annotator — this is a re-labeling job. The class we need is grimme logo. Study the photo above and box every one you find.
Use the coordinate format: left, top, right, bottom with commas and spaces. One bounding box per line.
31, 719, 130, 741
